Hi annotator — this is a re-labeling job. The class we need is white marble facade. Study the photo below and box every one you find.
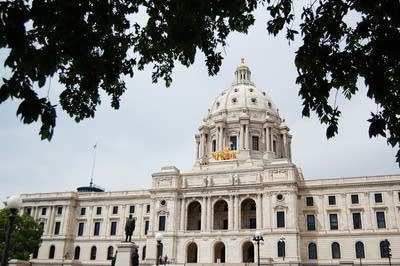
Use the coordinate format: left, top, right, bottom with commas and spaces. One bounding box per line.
20, 61, 400, 266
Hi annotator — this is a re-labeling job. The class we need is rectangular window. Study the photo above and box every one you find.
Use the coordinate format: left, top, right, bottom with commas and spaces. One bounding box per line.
41, 207, 47, 215
329, 214, 338, 230
252, 136, 259, 151
112, 206, 118, 214
212, 139, 217, 152
376, 212, 386, 228
249, 218, 256, 229
307, 215, 316, 231
351, 194, 359, 204
375, 193, 383, 203
80, 207, 86, 215
353, 213, 362, 229
328, 196, 336, 205
146, 205, 150, 213
94, 222, 101, 235
54, 221, 61, 235
130, 205, 135, 214
306, 197, 314, 206
78, 222, 84, 236
96, 207, 102, 215
57, 206, 63, 215
144, 220, 149, 235
110, 221, 117, 235
230, 136, 237, 150
277, 211, 285, 228
398, 192, 400, 202
159, 216, 166, 231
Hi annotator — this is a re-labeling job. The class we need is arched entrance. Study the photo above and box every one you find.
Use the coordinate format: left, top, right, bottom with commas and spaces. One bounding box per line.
241, 198, 256, 229
214, 241, 226, 263
213, 200, 228, 230
187, 201, 201, 230
187, 242, 198, 263
242, 241, 254, 262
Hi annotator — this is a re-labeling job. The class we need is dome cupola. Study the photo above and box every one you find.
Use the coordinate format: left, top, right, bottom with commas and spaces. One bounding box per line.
234, 58, 253, 85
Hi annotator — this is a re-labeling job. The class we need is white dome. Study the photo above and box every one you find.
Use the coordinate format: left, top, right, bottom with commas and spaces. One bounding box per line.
205, 59, 279, 124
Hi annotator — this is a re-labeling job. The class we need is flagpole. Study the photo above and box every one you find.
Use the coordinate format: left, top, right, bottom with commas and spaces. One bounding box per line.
90, 143, 97, 187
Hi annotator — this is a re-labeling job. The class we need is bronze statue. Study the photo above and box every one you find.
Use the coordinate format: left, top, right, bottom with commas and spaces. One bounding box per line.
125, 214, 135, 242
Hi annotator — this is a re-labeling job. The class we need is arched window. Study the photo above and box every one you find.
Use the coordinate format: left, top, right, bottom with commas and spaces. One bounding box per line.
142, 246, 146, 260
90, 246, 97, 260
187, 201, 201, 230
242, 241, 254, 262
187, 242, 198, 263
214, 241, 226, 263
241, 198, 256, 229
380, 240, 390, 258
308, 243, 317, 259
213, 200, 228, 230
107, 246, 114, 260
331, 242, 341, 259
49, 245, 55, 259
355, 241, 365, 259
74, 246, 80, 260
278, 241, 285, 258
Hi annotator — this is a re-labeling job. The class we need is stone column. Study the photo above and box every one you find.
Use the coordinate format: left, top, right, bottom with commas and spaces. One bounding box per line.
219, 127, 224, 150
234, 196, 239, 230
267, 127, 271, 152
228, 196, 234, 230
180, 198, 185, 231
208, 197, 212, 231
116, 242, 137, 266
283, 133, 287, 158
256, 194, 262, 229
199, 133, 204, 158
201, 197, 207, 231
240, 125, 244, 149
195, 135, 200, 160
47, 207, 54, 235
244, 125, 249, 149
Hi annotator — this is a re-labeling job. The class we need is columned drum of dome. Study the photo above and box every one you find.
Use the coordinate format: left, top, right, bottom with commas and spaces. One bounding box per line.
194, 59, 292, 169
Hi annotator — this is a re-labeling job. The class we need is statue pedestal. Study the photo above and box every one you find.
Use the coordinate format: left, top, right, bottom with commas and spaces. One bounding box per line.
116, 242, 138, 266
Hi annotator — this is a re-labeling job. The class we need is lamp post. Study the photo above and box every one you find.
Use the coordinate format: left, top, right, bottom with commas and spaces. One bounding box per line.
252, 231, 264, 266
1, 195, 22, 266
279, 235, 286, 261
155, 233, 163, 266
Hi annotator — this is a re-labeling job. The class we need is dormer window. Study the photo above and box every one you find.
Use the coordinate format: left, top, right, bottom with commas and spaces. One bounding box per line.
249, 88, 254, 92
232, 98, 237, 104
251, 98, 257, 104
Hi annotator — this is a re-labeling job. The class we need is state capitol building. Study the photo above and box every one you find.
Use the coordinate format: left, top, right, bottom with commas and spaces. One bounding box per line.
19, 60, 400, 266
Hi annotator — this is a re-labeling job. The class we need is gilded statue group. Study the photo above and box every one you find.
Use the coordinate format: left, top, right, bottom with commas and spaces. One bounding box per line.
211, 146, 237, 160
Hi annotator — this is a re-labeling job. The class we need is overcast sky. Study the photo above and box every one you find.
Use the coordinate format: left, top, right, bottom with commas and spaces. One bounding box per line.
1, 7, 398, 200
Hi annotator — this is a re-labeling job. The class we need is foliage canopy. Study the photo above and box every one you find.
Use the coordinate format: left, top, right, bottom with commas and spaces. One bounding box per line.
0, 208, 43, 261
1, 0, 399, 165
